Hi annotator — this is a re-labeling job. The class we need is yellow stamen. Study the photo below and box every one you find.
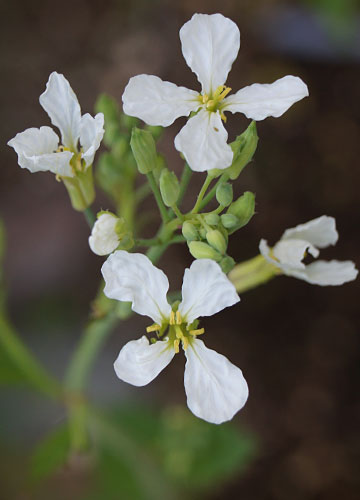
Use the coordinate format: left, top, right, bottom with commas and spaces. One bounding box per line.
169, 311, 176, 325
175, 325, 183, 339
201, 94, 209, 104
146, 323, 161, 333
220, 112, 227, 123
174, 339, 180, 354
176, 311, 182, 325
55, 174, 62, 182
182, 337, 189, 350
218, 86, 232, 100
189, 328, 205, 336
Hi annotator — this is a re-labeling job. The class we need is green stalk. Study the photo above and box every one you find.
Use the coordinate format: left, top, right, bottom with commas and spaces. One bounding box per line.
191, 174, 213, 214
228, 254, 279, 293
177, 163, 192, 207
198, 173, 229, 211
0, 313, 62, 400
146, 171, 170, 223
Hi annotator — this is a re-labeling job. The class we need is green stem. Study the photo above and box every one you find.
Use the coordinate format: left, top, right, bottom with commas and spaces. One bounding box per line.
178, 163, 192, 207
146, 171, 170, 223
171, 204, 184, 221
83, 207, 96, 228
228, 254, 279, 293
0, 313, 62, 400
198, 174, 229, 211
191, 174, 213, 214
135, 237, 161, 247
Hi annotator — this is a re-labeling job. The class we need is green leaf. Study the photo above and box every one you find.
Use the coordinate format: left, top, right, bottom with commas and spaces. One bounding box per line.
29, 425, 71, 484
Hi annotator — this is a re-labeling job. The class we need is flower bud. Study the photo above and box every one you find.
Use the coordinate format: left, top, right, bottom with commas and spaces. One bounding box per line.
216, 182, 233, 207
220, 213, 239, 229
159, 168, 180, 207
89, 213, 133, 255
227, 191, 255, 231
130, 127, 158, 174
220, 256, 236, 273
226, 121, 258, 180
63, 166, 95, 211
205, 229, 227, 255
95, 94, 121, 147
204, 213, 220, 226
182, 221, 199, 241
188, 241, 222, 261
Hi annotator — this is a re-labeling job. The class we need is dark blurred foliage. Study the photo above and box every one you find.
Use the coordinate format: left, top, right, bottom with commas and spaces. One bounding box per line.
0, 0, 359, 499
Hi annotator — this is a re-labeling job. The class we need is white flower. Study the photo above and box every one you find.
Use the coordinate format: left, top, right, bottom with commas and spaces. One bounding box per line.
8, 72, 104, 178
259, 215, 358, 285
101, 251, 248, 424
89, 213, 121, 256
122, 13, 308, 172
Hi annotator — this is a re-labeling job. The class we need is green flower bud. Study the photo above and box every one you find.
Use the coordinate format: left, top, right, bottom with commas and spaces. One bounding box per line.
205, 229, 227, 255
145, 125, 163, 140
227, 191, 255, 232
63, 166, 95, 211
220, 213, 239, 229
216, 182, 233, 207
199, 227, 207, 239
220, 256, 236, 273
95, 94, 122, 148
226, 121, 258, 180
130, 127, 158, 174
188, 241, 222, 261
182, 221, 199, 241
159, 168, 180, 207
204, 213, 220, 226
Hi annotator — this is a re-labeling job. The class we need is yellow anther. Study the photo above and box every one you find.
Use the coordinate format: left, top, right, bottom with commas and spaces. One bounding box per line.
218, 86, 231, 100
55, 174, 62, 182
169, 311, 176, 325
220, 112, 227, 123
146, 323, 161, 333
189, 328, 205, 336
176, 311, 182, 325
201, 93, 209, 104
173, 339, 180, 354
182, 337, 189, 350
175, 325, 183, 339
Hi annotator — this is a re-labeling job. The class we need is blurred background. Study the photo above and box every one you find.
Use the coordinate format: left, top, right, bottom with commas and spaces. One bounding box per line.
0, 0, 359, 499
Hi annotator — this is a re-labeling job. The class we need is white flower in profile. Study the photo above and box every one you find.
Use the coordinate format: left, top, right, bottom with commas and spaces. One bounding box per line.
260, 215, 358, 286
8, 72, 104, 178
122, 13, 308, 173
89, 213, 121, 256
101, 251, 248, 424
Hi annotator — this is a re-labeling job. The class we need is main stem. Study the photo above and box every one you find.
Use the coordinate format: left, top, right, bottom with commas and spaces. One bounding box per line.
191, 174, 213, 214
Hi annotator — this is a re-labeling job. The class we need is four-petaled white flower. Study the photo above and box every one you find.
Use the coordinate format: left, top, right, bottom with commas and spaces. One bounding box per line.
260, 215, 358, 285
89, 213, 121, 256
8, 72, 104, 178
101, 251, 248, 424
122, 13, 309, 172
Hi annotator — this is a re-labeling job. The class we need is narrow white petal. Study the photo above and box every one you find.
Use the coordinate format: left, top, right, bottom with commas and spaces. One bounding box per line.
273, 239, 319, 270
39, 72, 81, 150
178, 259, 239, 324
174, 109, 233, 172
184, 339, 248, 424
180, 13, 240, 94
8, 126, 73, 177
88, 214, 119, 256
223, 75, 309, 120
80, 113, 105, 168
122, 74, 199, 126
281, 215, 338, 248
289, 260, 358, 286
114, 336, 175, 386
101, 251, 172, 324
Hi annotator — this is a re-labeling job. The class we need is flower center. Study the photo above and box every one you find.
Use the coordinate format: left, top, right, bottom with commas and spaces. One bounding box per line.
199, 85, 232, 122
146, 310, 204, 353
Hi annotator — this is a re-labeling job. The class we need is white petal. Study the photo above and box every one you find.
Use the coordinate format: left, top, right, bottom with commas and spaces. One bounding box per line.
281, 216, 338, 248
101, 251, 172, 324
273, 239, 319, 270
114, 336, 175, 386
80, 113, 104, 168
180, 13, 240, 94
7, 126, 73, 177
178, 259, 239, 324
223, 75, 309, 120
88, 214, 119, 256
122, 74, 199, 126
289, 260, 358, 286
39, 72, 81, 150
174, 109, 233, 172
184, 339, 248, 424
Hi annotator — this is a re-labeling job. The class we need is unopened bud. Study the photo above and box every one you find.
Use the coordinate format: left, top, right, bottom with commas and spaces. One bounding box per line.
159, 168, 180, 207
227, 191, 255, 231
220, 256, 236, 273
182, 221, 199, 241
216, 182, 233, 207
206, 229, 227, 255
130, 127, 158, 174
188, 241, 222, 261
226, 121, 258, 180
220, 213, 239, 229
204, 213, 220, 226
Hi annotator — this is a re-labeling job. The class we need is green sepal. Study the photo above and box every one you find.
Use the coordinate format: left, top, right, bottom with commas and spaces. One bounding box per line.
220, 213, 239, 229
216, 182, 233, 207
206, 229, 227, 255
226, 191, 255, 233
159, 168, 180, 207
204, 213, 220, 226
182, 221, 199, 242
130, 127, 158, 174
62, 166, 95, 211
220, 256, 236, 273
188, 241, 222, 261
226, 121, 258, 180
